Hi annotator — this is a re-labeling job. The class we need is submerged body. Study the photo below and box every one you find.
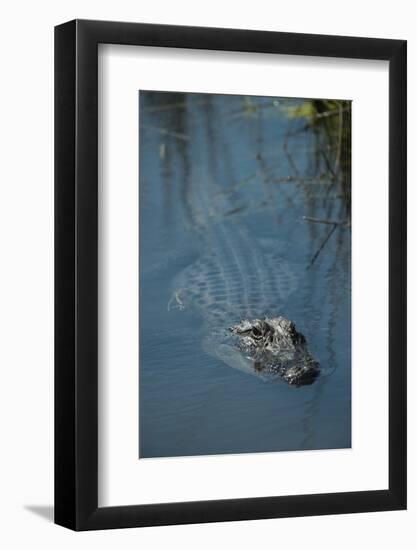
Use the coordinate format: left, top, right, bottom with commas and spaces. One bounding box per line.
166, 155, 320, 386
171, 222, 320, 385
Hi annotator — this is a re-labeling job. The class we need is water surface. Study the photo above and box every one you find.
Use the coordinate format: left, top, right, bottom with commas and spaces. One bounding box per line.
139, 92, 351, 458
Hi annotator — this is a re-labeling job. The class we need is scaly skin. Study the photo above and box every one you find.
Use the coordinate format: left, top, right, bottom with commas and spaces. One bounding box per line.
230, 317, 319, 386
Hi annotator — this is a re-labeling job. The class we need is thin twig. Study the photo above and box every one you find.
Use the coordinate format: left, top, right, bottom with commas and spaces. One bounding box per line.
319, 145, 337, 180
333, 101, 343, 176
140, 124, 189, 141
284, 106, 350, 138
303, 216, 347, 226
307, 224, 338, 269
283, 139, 300, 177
271, 175, 332, 185
143, 99, 208, 113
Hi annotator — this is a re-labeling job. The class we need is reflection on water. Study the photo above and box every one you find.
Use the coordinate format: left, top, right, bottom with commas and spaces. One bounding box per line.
139, 91, 351, 458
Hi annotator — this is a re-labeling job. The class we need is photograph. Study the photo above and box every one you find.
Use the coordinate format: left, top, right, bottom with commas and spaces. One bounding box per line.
0, 0, 409, 543
139, 90, 352, 458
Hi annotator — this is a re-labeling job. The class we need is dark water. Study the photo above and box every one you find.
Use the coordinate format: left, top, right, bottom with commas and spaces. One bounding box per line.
139, 92, 351, 458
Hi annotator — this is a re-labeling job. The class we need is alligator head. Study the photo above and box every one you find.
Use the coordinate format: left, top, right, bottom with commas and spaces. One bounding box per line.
230, 316, 319, 386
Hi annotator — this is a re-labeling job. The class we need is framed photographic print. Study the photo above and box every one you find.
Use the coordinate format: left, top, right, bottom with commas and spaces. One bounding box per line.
55, 20, 406, 530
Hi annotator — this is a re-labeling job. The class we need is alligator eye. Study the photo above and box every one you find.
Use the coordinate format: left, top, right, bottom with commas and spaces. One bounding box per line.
252, 327, 261, 337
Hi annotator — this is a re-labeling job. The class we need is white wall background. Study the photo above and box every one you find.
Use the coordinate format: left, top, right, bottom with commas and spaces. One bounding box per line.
0, 0, 414, 548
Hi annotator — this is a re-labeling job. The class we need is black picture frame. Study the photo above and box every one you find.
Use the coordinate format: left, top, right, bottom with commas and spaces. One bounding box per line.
55, 19, 407, 531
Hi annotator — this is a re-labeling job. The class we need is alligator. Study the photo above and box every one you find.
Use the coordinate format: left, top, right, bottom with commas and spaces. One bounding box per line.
169, 219, 320, 386
168, 170, 320, 386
